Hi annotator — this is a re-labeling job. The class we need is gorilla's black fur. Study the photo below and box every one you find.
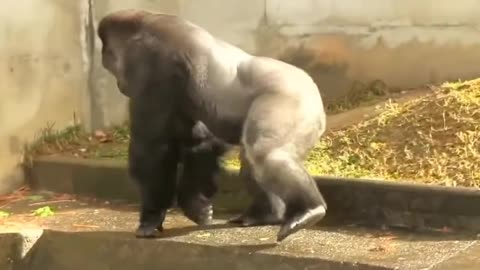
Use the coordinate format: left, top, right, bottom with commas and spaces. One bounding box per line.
98, 9, 328, 242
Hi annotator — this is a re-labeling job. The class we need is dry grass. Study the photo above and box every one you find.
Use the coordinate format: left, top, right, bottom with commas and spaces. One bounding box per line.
301, 78, 480, 187
24, 123, 130, 162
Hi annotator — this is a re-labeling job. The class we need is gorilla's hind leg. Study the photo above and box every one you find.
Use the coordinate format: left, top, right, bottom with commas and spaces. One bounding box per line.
260, 152, 327, 242
242, 95, 327, 242
228, 149, 285, 227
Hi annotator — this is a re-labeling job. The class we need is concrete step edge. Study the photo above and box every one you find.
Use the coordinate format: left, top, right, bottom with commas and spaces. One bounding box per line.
26, 156, 480, 233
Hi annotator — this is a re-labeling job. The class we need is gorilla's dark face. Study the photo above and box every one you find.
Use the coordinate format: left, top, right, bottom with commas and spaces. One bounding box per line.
99, 35, 130, 96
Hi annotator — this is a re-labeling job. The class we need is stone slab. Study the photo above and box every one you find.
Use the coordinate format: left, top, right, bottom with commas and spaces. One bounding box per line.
1, 197, 478, 270
0, 230, 43, 270
0, 233, 21, 270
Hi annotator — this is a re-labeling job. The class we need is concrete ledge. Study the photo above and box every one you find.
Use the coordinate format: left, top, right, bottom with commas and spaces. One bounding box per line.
0, 234, 22, 270
18, 230, 388, 270
1, 201, 479, 270
0, 230, 43, 270
3, 227, 479, 270
27, 156, 480, 233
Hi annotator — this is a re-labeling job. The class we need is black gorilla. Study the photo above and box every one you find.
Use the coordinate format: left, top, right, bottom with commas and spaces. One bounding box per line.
98, 9, 328, 242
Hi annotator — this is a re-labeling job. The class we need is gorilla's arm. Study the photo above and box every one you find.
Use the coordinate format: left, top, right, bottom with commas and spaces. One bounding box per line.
128, 98, 183, 237
177, 121, 231, 225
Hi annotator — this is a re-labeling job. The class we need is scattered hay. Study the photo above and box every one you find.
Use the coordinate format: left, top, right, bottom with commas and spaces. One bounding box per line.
303, 79, 480, 187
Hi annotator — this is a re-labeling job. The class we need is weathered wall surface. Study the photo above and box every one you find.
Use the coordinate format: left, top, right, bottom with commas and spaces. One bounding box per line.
261, 0, 480, 104
1, 0, 480, 194
89, 0, 480, 116
0, 0, 90, 194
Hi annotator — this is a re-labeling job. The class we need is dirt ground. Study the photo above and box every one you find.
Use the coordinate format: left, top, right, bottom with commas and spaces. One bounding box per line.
326, 86, 434, 131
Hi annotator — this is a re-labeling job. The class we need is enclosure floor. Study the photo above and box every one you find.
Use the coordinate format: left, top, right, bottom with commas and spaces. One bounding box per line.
0, 191, 478, 270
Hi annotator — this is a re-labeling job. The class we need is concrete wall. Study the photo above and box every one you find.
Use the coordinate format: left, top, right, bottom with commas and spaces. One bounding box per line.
1, 0, 480, 194
0, 0, 91, 194
262, 0, 480, 103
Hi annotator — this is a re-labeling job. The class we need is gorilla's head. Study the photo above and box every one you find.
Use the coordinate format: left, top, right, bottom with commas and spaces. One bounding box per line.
97, 9, 191, 99
97, 9, 145, 97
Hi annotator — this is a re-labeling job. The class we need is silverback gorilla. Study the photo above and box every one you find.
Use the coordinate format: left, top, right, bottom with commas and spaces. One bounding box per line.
97, 9, 328, 242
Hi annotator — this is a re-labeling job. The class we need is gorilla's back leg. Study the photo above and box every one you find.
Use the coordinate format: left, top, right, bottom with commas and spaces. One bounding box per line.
228, 148, 285, 226
242, 94, 327, 242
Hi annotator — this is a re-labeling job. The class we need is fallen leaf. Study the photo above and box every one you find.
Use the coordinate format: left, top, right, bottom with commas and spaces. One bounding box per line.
94, 130, 112, 143
94, 130, 106, 138
441, 226, 453, 233
0, 211, 10, 218
32, 206, 55, 217
368, 246, 386, 252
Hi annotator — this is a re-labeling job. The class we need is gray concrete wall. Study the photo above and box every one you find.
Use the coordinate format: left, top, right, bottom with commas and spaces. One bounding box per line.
261, 0, 480, 103
1, 0, 480, 194
0, 0, 91, 194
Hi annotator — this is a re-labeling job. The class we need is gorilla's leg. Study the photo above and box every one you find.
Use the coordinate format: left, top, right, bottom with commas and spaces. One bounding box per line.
228, 149, 285, 226
242, 95, 327, 242
177, 147, 220, 225
129, 139, 181, 238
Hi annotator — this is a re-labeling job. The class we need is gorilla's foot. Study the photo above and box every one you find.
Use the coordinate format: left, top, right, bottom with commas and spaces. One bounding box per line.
276, 205, 326, 242
228, 213, 283, 227
135, 224, 164, 238
180, 196, 214, 226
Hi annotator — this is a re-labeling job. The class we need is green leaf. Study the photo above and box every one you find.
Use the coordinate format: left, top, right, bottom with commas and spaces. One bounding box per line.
0, 211, 10, 218
32, 206, 55, 217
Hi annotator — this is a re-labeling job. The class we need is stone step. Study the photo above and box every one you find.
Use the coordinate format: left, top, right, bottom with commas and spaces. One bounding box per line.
1, 198, 479, 270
